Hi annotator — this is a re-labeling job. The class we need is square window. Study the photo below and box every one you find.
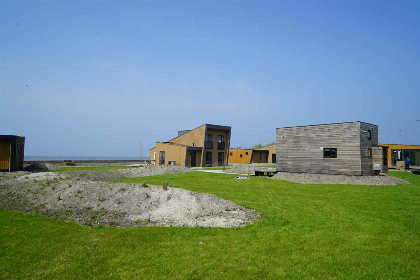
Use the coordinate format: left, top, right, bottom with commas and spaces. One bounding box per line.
323, 148, 337, 158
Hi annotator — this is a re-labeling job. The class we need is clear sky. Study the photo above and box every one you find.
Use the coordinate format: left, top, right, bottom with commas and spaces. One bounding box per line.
1, 0, 419, 157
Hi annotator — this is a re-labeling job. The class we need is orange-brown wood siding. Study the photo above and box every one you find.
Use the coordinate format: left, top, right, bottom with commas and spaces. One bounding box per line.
0, 140, 10, 170
229, 149, 253, 164
155, 143, 187, 166
169, 125, 206, 147
258, 144, 276, 163
251, 151, 268, 163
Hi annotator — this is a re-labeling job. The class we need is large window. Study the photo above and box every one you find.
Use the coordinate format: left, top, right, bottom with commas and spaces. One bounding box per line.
272, 154, 276, 163
218, 135, 225, 150
368, 129, 372, 140
159, 151, 165, 165
245, 151, 248, 155
206, 151, 212, 167
218, 152, 224, 166
323, 148, 337, 158
205, 134, 213, 149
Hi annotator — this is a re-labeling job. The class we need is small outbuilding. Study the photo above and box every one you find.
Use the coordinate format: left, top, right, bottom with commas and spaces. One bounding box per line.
0, 135, 25, 172
276, 121, 387, 175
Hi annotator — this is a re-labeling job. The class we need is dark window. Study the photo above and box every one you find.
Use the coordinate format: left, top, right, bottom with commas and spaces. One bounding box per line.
159, 151, 165, 165
206, 151, 212, 167
240, 154, 243, 158
323, 148, 337, 158
218, 152, 224, 166
368, 130, 372, 140
245, 152, 248, 155
205, 134, 213, 149
218, 135, 225, 150
272, 154, 276, 163
230, 152, 233, 156
368, 148, 372, 158
259, 152, 262, 162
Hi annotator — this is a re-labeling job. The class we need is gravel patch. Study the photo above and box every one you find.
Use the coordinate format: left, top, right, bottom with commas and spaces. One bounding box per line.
0, 170, 259, 228
271, 172, 410, 185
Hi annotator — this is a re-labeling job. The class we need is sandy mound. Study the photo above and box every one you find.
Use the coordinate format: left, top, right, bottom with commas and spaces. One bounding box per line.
64, 165, 191, 181
0, 171, 259, 228
271, 172, 409, 185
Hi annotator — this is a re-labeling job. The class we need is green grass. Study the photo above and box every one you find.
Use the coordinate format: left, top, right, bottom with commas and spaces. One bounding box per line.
259, 165, 276, 168
1, 172, 420, 279
53, 165, 138, 172
196, 167, 231, 170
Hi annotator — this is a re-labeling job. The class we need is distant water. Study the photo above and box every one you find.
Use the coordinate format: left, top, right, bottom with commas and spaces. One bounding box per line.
25, 156, 149, 161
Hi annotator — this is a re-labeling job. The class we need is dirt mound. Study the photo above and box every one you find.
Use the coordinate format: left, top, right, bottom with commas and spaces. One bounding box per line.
24, 163, 49, 172
64, 165, 191, 181
271, 172, 409, 185
0, 170, 259, 228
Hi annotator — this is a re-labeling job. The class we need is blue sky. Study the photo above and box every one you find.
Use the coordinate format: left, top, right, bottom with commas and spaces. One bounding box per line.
1, 0, 419, 157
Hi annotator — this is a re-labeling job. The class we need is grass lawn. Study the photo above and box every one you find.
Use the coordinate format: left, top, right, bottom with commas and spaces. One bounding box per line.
1, 172, 419, 279
259, 165, 276, 168
53, 165, 138, 172
196, 167, 231, 170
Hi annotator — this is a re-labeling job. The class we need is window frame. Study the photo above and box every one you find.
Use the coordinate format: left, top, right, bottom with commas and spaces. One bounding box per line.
205, 151, 212, 167
159, 151, 165, 165
323, 148, 337, 158
218, 152, 224, 166
217, 135, 225, 150
205, 134, 213, 149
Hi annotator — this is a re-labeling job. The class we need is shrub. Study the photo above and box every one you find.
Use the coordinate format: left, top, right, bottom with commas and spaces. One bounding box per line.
141, 183, 149, 188
162, 182, 168, 191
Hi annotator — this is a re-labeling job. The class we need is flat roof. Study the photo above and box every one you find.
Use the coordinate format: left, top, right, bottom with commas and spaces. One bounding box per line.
0, 135, 24, 139
380, 143, 420, 147
276, 121, 377, 129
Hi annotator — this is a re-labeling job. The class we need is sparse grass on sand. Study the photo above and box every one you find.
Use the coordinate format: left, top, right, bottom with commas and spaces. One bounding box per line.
1, 171, 419, 279
54, 165, 138, 172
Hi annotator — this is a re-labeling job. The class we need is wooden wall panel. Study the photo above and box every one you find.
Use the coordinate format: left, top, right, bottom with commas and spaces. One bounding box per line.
276, 122, 374, 175
0, 140, 10, 171
229, 149, 252, 164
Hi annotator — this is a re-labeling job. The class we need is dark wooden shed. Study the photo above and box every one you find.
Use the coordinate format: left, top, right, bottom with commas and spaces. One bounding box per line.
0, 135, 25, 172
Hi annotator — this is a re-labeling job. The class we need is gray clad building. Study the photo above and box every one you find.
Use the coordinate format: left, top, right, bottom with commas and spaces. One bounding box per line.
276, 121, 387, 175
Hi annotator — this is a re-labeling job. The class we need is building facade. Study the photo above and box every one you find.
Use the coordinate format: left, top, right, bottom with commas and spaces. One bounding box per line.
276, 121, 387, 175
0, 135, 25, 172
229, 148, 269, 164
150, 124, 231, 167
379, 144, 420, 167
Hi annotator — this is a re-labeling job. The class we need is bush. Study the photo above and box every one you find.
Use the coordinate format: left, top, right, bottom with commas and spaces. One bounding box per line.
141, 183, 149, 188
162, 182, 168, 191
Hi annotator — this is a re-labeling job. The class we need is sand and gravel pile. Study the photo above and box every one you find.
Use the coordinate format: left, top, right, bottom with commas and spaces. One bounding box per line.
64, 165, 192, 181
271, 172, 409, 185
0, 171, 259, 228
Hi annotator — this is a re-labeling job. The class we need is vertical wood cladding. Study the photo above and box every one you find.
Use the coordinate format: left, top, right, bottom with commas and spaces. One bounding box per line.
276, 122, 379, 175
0, 140, 10, 170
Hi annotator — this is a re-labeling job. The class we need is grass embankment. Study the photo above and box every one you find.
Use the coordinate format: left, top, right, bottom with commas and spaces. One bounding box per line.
1, 171, 419, 279
54, 166, 138, 172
